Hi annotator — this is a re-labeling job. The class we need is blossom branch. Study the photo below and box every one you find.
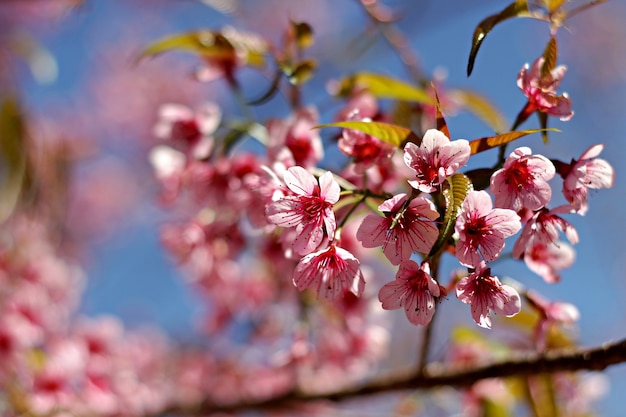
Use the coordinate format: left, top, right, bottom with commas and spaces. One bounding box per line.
164, 337, 626, 416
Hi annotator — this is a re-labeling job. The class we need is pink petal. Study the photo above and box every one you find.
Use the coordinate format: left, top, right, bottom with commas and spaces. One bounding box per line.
284, 166, 317, 196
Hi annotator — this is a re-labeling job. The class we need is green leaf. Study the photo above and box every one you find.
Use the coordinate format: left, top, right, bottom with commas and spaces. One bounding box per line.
315, 121, 419, 148
467, 0, 532, 76
448, 89, 508, 133
468, 128, 559, 155
335, 72, 433, 104
541, 37, 558, 78
136, 30, 266, 67
428, 173, 472, 258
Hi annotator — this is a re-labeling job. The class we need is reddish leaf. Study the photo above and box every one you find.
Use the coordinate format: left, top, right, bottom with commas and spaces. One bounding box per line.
433, 87, 451, 139
541, 37, 558, 78
468, 129, 559, 155
467, 0, 532, 76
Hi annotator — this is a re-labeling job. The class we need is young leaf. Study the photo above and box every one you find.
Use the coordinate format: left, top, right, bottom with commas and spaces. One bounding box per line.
335, 72, 432, 104
287, 59, 317, 85
136, 30, 266, 67
0, 97, 28, 224
428, 173, 472, 258
291, 21, 314, 49
315, 121, 419, 147
468, 128, 559, 155
467, 0, 531, 76
448, 89, 508, 133
541, 37, 558, 78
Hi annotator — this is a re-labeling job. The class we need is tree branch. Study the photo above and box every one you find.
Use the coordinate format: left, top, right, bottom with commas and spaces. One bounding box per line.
164, 337, 626, 415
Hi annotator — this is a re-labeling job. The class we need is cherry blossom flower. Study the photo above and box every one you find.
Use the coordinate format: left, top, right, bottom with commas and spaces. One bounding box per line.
153, 102, 221, 160
517, 57, 573, 121
266, 166, 340, 255
455, 190, 521, 267
513, 206, 579, 259
560, 144, 615, 215
267, 107, 324, 169
378, 260, 442, 326
356, 193, 439, 265
524, 240, 575, 283
526, 290, 580, 350
293, 244, 365, 301
490, 147, 555, 211
456, 261, 521, 329
338, 112, 395, 174
403, 128, 471, 193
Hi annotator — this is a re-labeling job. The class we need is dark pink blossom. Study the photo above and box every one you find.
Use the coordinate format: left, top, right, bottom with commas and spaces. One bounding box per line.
267, 107, 324, 169
266, 166, 340, 255
517, 57, 573, 120
513, 206, 579, 259
339, 113, 395, 174
153, 102, 221, 160
561, 144, 615, 215
490, 147, 555, 211
455, 191, 521, 267
293, 244, 365, 301
356, 193, 439, 265
456, 261, 521, 329
378, 260, 442, 326
524, 240, 575, 283
403, 129, 470, 193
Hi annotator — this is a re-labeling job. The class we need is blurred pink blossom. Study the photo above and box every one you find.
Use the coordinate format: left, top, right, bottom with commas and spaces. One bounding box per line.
517, 57, 573, 121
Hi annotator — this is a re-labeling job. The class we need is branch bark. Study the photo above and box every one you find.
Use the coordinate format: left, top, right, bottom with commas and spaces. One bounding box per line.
164, 337, 626, 415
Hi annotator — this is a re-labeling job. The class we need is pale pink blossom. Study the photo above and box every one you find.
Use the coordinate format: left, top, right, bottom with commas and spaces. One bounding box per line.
153, 102, 221, 160
378, 260, 441, 326
524, 240, 575, 283
455, 191, 521, 267
526, 290, 580, 350
293, 244, 365, 301
490, 147, 555, 211
513, 206, 579, 259
403, 129, 470, 193
267, 107, 324, 169
561, 144, 615, 215
266, 166, 340, 255
356, 193, 439, 265
517, 57, 573, 120
456, 261, 521, 329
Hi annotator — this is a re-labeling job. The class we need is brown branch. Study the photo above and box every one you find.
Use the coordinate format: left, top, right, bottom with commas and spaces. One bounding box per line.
161, 337, 626, 415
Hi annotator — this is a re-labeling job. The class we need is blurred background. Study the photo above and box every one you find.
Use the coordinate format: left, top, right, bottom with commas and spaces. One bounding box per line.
2, 0, 626, 415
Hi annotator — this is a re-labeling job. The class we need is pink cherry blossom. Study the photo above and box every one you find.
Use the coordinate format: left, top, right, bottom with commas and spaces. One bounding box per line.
490, 147, 555, 211
293, 244, 365, 301
561, 144, 615, 215
267, 107, 324, 169
403, 129, 470, 193
153, 102, 221, 160
455, 190, 521, 267
378, 260, 441, 326
266, 166, 340, 255
526, 290, 580, 350
456, 261, 521, 329
356, 193, 439, 265
524, 240, 575, 283
513, 206, 579, 259
517, 57, 573, 121
339, 113, 395, 174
